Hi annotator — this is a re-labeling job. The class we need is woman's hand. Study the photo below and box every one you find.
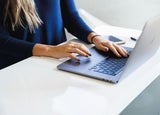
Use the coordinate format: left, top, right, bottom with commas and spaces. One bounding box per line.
88, 33, 128, 57
50, 41, 91, 60
33, 42, 91, 60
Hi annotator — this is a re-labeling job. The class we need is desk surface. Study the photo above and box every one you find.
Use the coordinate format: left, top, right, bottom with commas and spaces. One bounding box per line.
120, 74, 160, 115
0, 26, 160, 115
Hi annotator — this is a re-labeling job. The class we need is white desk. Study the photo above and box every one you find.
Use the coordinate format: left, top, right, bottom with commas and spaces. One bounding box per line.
0, 26, 160, 115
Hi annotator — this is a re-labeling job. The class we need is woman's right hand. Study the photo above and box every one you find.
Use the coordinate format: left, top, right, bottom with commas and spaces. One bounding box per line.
33, 42, 91, 60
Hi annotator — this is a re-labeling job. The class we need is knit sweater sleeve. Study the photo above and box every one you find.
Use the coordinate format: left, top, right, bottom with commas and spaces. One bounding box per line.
60, 0, 94, 43
0, 15, 35, 69
0, 24, 35, 59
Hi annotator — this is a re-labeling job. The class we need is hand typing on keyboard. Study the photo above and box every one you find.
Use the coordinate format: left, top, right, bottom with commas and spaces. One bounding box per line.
94, 48, 116, 58
88, 33, 128, 58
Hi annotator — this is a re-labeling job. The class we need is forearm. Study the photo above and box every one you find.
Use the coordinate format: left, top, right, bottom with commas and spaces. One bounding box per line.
32, 44, 56, 57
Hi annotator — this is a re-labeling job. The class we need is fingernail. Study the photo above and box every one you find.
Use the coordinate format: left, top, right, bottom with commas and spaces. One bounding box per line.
123, 54, 128, 57
106, 48, 109, 52
118, 54, 122, 57
87, 52, 91, 56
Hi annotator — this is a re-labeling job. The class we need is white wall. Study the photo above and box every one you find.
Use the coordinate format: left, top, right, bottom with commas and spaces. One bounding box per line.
75, 0, 160, 29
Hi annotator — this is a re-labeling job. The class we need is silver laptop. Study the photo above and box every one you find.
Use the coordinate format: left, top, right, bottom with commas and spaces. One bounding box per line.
57, 16, 160, 83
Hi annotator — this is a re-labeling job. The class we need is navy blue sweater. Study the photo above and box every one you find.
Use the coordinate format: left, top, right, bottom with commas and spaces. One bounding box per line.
0, 0, 93, 69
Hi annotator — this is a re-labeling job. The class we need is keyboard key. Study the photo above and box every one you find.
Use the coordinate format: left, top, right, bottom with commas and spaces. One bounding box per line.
89, 57, 128, 76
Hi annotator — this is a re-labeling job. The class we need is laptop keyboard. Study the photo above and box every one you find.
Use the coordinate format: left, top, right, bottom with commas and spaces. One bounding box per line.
89, 57, 128, 76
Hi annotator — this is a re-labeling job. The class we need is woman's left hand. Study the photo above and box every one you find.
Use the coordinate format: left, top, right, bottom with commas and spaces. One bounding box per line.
92, 35, 128, 57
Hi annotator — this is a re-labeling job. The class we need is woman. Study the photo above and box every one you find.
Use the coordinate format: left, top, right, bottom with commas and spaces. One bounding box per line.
0, 0, 128, 69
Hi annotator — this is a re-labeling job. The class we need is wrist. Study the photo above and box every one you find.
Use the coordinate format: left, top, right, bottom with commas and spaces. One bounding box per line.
87, 32, 101, 44
32, 43, 52, 57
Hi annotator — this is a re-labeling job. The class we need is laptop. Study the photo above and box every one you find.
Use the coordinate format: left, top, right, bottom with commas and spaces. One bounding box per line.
57, 16, 160, 83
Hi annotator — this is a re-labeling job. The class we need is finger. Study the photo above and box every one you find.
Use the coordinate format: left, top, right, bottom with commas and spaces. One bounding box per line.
97, 45, 109, 52
68, 53, 80, 61
121, 47, 129, 55
74, 43, 91, 56
113, 43, 128, 55
113, 44, 128, 57
108, 44, 121, 57
70, 48, 89, 57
